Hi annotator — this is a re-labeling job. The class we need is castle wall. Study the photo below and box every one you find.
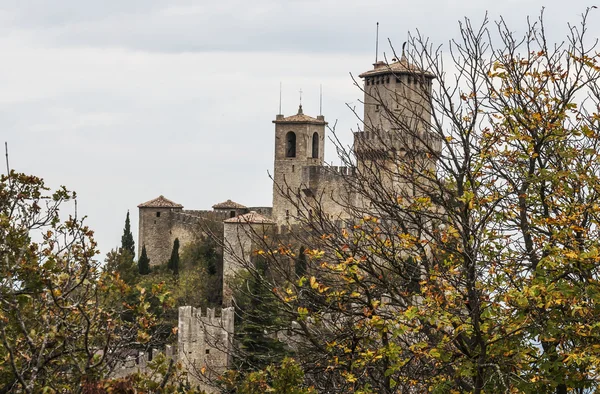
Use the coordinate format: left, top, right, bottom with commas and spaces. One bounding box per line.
246, 206, 272, 218
139, 209, 229, 266
111, 346, 175, 380
222, 222, 275, 306
179, 306, 234, 392
301, 165, 355, 222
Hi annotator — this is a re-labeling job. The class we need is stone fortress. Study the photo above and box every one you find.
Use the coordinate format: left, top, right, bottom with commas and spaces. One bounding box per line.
134, 54, 438, 389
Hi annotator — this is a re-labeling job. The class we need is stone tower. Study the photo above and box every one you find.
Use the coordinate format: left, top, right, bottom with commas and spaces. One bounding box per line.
138, 195, 183, 266
358, 55, 434, 134
354, 56, 439, 199
271, 105, 327, 225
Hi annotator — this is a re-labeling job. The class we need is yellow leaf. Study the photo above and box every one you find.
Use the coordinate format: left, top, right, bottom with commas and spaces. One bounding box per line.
310, 276, 318, 289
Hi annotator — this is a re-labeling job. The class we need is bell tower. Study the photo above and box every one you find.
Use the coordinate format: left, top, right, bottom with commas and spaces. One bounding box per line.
271, 104, 327, 225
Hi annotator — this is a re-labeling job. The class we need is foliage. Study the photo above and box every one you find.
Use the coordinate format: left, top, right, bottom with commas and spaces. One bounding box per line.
86, 353, 206, 393
232, 256, 288, 374
133, 236, 225, 353
121, 210, 135, 258
220, 358, 315, 394
138, 244, 151, 275
0, 171, 174, 393
179, 234, 223, 307
104, 247, 138, 284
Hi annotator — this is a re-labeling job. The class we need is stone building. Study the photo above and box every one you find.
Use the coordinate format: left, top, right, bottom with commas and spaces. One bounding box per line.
136, 55, 438, 389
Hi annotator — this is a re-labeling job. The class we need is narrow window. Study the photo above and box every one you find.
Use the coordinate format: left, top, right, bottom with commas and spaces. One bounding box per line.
156, 212, 160, 217
229, 210, 236, 218
285, 132, 296, 158
311, 132, 319, 158
376, 104, 380, 112
205, 349, 210, 354
286, 209, 290, 220
292, 165, 295, 172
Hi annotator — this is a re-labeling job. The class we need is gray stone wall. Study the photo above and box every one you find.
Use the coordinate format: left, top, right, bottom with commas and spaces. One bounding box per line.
222, 222, 274, 306
178, 306, 234, 392
363, 71, 433, 134
111, 346, 175, 380
138, 208, 229, 267
301, 165, 355, 222
138, 207, 182, 266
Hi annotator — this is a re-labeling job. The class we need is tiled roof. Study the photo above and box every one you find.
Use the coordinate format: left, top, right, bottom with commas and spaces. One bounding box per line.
137, 195, 183, 208
212, 199, 247, 209
359, 56, 435, 79
224, 211, 275, 224
273, 105, 327, 125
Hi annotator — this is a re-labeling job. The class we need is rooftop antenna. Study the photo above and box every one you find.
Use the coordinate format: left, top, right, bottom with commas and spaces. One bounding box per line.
279, 82, 282, 115
375, 22, 379, 63
319, 84, 323, 116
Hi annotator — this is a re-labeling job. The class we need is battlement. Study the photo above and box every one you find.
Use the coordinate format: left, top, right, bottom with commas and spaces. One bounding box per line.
173, 210, 231, 225
302, 165, 354, 187
179, 306, 235, 341
246, 206, 273, 218
353, 130, 441, 160
111, 345, 176, 379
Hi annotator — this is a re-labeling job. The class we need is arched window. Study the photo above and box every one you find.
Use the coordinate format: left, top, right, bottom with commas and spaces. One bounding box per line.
285, 131, 296, 157
312, 132, 319, 158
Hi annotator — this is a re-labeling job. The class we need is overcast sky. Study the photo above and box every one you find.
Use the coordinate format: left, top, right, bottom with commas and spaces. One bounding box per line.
3, 0, 598, 259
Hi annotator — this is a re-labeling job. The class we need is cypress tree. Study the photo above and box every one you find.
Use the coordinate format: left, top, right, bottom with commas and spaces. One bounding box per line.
168, 238, 180, 275
235, 256, 286, 371
295, 246, 307, 278
138, 245, 151, 275
121, 210, 135, 258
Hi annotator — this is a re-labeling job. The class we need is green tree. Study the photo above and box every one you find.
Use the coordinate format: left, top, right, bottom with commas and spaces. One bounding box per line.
0, 171, 173, 392
138, 244, 151, 275
221, 358, 315, 394
104, 247, 138, 284
121, 210, 136, 258
168, 238, 180, 275
294, 246, 307, 279
179, 235, 223, 307
233, 256, 287, 373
